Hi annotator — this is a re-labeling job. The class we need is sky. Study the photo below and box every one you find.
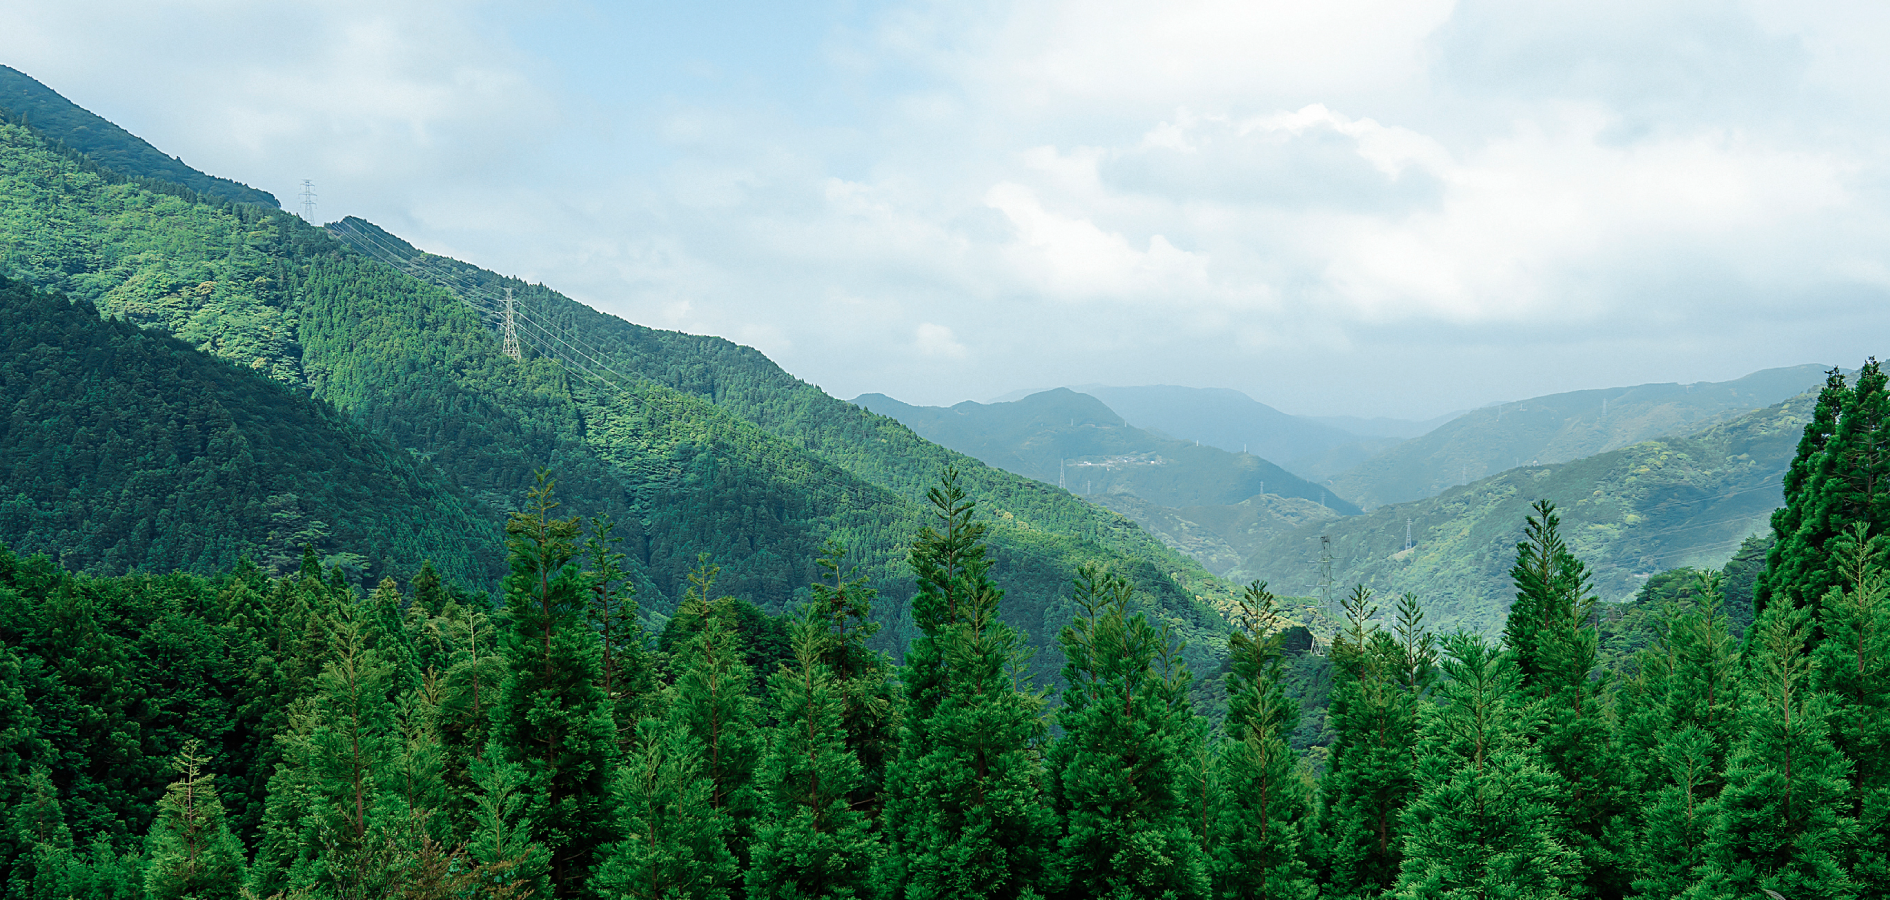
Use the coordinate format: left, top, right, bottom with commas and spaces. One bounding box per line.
5, 0, 1888, 418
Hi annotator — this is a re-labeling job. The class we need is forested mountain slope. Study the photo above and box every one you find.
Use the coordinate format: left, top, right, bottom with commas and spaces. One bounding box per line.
851, 388, 1355, 512
0, 65, 277, 207
1245, 391, 1814, 635
0, 274, 498, 585
1067, 383, 1401, 480
1329, 365, 1828, 508
0, 92, 1235, 678
853, 387, 1353, 576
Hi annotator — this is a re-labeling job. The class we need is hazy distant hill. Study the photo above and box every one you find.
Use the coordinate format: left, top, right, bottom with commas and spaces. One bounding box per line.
852, 389, 1357, 512
1245, 391, 1814, 635
1328, 366, 1829, 509
1069, 384, 1361, 464
0, 65, 278, 207
853, 388, 1356, 577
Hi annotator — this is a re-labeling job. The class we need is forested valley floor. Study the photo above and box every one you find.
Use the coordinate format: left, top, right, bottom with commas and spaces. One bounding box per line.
2, 363, 1888, 900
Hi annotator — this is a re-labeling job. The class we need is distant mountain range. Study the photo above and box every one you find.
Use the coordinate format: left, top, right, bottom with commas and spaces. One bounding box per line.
1327, 366, 1830, 509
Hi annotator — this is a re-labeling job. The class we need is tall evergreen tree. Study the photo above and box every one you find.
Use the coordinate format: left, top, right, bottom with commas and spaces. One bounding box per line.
1760, 360, 1890, 625
1504, 500, 1627, 898
466, 753, 552, 900
1810, 524, 1890, 895
1049, 566, 1207, 900
1210, 581, 1317, 900
585, 515, 656, 755
594, 718, 737, 900
1318, 586, 1424, 899
806, 539, 897, 821
882, 469, 1054, 900
664, 559, 763, 865
489, 470, 618, 897
1395, 633, 1576, 900
746, 610, 882, 900
1693, 601, 1855, 900
143, 740, 247, 900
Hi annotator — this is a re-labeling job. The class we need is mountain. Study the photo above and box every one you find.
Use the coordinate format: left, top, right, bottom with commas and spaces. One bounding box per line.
0, 273, 499, 585
852, 389, 1358, 512
0, 85, 1236, 681
1071, 383, 1360, 462
1327, 365, 1831, 509
1307, 411, 1461, 439
853, 388, 1356, 577
0, 65, 278, 207
1243, 391, 1815, 636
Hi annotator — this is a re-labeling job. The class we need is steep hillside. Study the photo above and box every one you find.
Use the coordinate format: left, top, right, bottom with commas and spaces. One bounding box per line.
0, 273, 498, 585
1244, 392, 1814, 636
1329, 365, 1828, 508
0, 66, 277, 207
0, 94, 1236, 679
1071, 383, 1376, 474
853, 387, 1354, 576
852, 388, 1356, 511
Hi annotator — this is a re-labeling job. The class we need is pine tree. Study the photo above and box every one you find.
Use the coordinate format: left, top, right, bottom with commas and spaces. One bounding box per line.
806, 539, 897, 821
1621, 572, 1742, 898
367, 577, 422, 693
1694, 601, 1855, 900
1210, 581, 1316, 900
489, 470, 618, 897
663, 560, 763, 865
1049, 566, 1207, 900
882, 469, 1054, 900
594, 718, 737, 900
1760, 360, 1890, 626
1504, 500, 1627, 898
143, 740, 247, 900
584, 515, 656, 756
1810, 524, 1890, 895
466, 752, 552, 900
1317, 586, 1424, 899
746, 610, 882, 900
1757, 366, 1849, 618
1394, 633, 1576, 900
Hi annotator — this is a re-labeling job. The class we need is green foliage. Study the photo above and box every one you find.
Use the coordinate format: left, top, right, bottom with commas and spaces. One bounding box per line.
1049, 566, 1208, 900
1209, 581, 1317, 900
1810, 525, 1890, 896
746, 612, 882, 900
662, 560, 764, 864
143, 740, 246, 900
882, 471, 1055, 900
1394, 633, 1576, 900
594, 718, 737, 900
490, 472, 617, 897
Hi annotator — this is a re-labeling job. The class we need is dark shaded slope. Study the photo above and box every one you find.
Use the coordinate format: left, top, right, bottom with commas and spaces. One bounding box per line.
1329, 365, 1829, 508
0, 273, 496, 584
1245, 393, 1814, 636
0, 65, 278, 207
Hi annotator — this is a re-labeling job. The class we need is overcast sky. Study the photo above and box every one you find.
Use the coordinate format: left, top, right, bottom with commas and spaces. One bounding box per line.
6, 1, 1887, 417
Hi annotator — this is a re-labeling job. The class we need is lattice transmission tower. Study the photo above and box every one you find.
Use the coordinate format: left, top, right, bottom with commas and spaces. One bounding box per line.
502, 287, 521, 360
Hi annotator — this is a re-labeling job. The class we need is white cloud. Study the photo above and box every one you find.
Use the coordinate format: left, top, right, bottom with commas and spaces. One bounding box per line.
914, 322, 969, 359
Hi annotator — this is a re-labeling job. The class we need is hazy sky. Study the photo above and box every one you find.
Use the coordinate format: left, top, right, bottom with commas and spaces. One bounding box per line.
6, 1, 1887, 417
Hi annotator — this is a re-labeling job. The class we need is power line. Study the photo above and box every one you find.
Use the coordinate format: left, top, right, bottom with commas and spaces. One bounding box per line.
300, 180, 316, 222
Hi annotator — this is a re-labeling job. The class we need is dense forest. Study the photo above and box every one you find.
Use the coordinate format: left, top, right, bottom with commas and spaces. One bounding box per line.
0, 360, 1885, 900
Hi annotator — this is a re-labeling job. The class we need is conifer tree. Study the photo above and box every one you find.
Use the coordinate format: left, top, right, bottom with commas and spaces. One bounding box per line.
882, 469, 1054, 900
1620, 572, 1742, 898
489, 470, 617, 897
1760, 360, 1890, 626
1049, 566, 1207, 900
806, 539, 897, 820
368, 576, 422, 693
1210, 581, 1316, 900
467, 753, 552, 900
594, 719, 737, 900
746, 610, 882, 900
664, 560, 763, 863
1694, 601, 1855, 900
143, 740, 247, 900
1810, 524, 1890, 895
585, 515, 656, 754
1394, 633, 1575, 900
1317, 586, 1424, 899
1504, 500, 1627, 897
